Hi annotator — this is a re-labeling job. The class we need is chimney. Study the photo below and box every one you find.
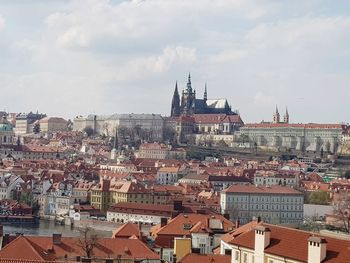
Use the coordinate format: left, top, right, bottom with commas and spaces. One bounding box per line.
52, 233, 62, 245
160, 217, 168, 228
308, 236, 327, 263
254, 226, 271, 262
235, 218, 240, 229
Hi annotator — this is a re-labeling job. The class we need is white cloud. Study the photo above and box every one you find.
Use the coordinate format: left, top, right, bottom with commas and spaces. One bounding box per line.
253, 92, 275, 106
115, 46, 197, 81
0, 15, 5, 31
0, 0, 349, 123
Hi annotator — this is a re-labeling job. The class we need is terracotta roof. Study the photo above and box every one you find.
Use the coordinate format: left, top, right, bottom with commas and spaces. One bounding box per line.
222, 184, 303, 195
244, 123, 346, 129
112, 222, 142, 239
179, 254, 231, 263
230, 223, 350, 263
0, 236, 159, 261
152, 213, 235, 247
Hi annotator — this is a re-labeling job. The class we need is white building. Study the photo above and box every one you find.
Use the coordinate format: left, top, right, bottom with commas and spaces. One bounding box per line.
156, 166, 180, 185
73, 113, 164, 140
219, 222, 350, 263
221, 184, 304, 225
106, 202, 173, 225
240, 122, 346, 154
0, 174, 24, 200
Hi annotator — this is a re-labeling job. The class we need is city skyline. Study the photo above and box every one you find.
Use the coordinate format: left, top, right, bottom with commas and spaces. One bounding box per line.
0, 0, 349, 123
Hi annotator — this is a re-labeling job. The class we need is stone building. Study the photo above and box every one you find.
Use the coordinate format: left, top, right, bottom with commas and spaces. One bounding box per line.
39, 117, 68, 133
73, 113, 164, 140
15, 112, 46, 134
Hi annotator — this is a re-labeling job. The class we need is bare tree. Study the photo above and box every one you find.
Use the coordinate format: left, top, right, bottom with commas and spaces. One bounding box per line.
333, 191, 350, 233
77, 226, 98, 259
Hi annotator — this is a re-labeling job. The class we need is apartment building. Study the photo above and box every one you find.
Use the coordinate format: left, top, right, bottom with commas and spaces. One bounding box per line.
221, 184, 304, 225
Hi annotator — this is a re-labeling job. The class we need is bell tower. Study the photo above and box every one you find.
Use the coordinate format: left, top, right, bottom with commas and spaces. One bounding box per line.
272, 106, 280, 123
180, 73, 196, 116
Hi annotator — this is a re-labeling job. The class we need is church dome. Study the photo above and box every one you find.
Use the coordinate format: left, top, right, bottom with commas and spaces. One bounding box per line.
0, 117, 13, 132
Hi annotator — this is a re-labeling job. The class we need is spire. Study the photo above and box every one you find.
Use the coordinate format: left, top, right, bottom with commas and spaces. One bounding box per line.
275, 105, 279, 114
204, 83, 207, 101
186, 73, 192, 92
171, 81, 181, 117
113, 127, 118, 149
284, 106, 289, 124
174, 81, 179, 95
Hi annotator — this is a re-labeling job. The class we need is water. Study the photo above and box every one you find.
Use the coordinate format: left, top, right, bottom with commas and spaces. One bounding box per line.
3, 220, 112, 238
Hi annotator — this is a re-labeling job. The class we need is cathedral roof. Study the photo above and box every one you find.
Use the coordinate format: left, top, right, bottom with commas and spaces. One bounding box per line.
206, 99, 229, 109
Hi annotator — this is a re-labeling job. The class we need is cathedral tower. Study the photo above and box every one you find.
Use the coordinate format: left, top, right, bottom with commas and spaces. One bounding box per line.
171, 82, 180, 117
180, 73, 196, 116
283, 107, 289, 123
272, 106, 280, 123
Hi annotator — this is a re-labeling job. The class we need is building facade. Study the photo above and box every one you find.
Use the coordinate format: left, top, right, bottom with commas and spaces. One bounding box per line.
73, 113, 164, 140
221, 184, 304, 225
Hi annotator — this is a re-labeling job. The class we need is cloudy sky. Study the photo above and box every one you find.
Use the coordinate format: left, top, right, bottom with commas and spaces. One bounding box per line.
0, 0, 349, 123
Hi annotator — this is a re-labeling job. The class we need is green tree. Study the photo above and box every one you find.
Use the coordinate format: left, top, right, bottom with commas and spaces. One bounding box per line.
344, 170, 350, 179
83, 127, 94, 137
33, 122, 41, 134
308, 191, 330, 205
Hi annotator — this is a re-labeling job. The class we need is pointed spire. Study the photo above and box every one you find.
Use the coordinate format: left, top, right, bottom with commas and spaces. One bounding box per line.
186, 73, 192, 92
285, 106, 289, 116
275, 105, 279, 114
204, 83, 207, 100
174, 81, 179, 94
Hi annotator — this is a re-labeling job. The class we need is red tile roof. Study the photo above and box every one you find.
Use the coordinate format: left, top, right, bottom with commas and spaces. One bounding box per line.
222, 184, 303, 195
0, 236, 159, 261
244, 123, 346, 130
112, 222, 142, 239
179, 254, 231, 263
230, 223, 350, 263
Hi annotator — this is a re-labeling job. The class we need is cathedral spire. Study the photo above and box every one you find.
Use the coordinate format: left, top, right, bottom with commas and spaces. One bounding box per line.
204, 83, 207, 101
186, 73, 192, 92
171, 81, 180, 117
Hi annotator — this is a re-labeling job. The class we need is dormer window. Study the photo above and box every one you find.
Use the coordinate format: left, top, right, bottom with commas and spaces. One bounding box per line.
183, 223, 192, 230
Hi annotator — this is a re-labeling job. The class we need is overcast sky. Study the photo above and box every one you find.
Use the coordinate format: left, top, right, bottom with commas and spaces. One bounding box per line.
0, 0, 349, 123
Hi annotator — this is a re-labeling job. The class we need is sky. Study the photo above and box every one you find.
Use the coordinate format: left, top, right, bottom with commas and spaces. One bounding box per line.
0, 0, 349, 123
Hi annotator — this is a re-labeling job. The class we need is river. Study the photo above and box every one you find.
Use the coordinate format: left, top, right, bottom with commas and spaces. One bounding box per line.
3, 220, 112, 237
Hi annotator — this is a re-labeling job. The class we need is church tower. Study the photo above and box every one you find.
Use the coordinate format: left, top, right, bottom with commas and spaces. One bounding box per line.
170, 81, 180, 117
204, 83, 208, 101
272, 106, 280, 123
180, 73, 196, 116
283, 107, 289, 123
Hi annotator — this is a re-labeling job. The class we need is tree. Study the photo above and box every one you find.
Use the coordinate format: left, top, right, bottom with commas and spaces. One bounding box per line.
77, 226, 98, 259
344, 170, 350, 179
333, 191, 350, 233
163, 126, 177, 145
33, 123, 40, 134
308, 191, 330, 205
67, 119, 73, 131
83, 127, 94, 137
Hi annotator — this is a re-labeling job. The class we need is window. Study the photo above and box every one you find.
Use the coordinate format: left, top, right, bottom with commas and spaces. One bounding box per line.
235, 251, 239, 260
243, 253, 248, 263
